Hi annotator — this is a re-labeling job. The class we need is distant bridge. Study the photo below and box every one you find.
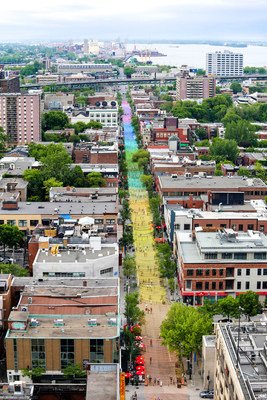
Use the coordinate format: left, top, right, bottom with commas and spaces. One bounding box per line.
20, 74, 267, 90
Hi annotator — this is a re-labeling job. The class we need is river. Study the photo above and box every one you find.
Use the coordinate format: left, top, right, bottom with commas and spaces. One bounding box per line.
126, 43, 267, 69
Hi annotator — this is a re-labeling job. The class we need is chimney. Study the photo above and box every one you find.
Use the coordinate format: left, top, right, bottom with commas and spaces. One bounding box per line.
83, 281, 87, 287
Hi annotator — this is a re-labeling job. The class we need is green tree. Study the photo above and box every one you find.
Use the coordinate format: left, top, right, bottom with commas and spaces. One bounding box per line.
0, 126, 9, 155
124, 292, 145, 326
218, 296, 239, 320
195, 127, 207, 141
132, 149, 150, 163
225, 120, 257, 147
124, 66, 135, 77
123, 255, 136, 279
160, 303, 213, 358
69, 165, 88, 187
196, 69, 206, 76
86, 121, 103, 129
23, 169, 44, 201
0, 263, 28, 276
41, 149, 72, 183
0, 225, 24, 257
22, 367, 45, 379
237, 167, 251, 177
75, 97, 88, 107
210, 139, 239, 163
230, 82, 242, 94
119, 232, 134, 249
87, 172, 106, 187
43, 178, 63, 200
42, 111, 69, 131
62, 363, 86, 378
239, 291, 262, 320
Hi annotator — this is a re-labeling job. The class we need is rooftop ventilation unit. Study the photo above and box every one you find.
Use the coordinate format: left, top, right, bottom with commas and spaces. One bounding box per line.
28, 297, 32, 304
21, 306, 28, 312
54, 319, 64, 327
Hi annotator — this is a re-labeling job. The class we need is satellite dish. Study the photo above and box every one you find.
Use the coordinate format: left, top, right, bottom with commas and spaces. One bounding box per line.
95, 102, 100, 106
102, 101, 108, 107
111, 101, 116, 107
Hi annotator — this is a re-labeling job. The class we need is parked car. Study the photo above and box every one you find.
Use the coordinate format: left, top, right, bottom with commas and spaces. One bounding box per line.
0, 257, 14, 264
200, 390, 214, 398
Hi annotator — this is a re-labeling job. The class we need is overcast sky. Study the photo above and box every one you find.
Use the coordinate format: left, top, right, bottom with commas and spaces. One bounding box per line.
0, 0, 266, 42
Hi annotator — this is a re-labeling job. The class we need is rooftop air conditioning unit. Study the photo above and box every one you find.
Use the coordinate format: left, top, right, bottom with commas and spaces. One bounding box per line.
21, 306, 28, 312
88, 318, 97, 326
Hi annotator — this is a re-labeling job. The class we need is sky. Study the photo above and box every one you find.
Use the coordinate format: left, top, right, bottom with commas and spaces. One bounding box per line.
0, 0, 266, 42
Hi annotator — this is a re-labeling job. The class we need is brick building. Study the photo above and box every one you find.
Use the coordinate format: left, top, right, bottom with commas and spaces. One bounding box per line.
0, 71, 20, 93
174, 230, 267, 306
5, 279, 119, 383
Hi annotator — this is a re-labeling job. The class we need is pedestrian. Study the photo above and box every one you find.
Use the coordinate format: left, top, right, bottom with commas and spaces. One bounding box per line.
170, 376, 172, 384
149, 376, 152, 385
150, 356, 152, 365
150, 307, 153, 313
157, 378, 160, 385
150, 339, 152, 347
153, 378, 156, 386
160, 381, 162, 387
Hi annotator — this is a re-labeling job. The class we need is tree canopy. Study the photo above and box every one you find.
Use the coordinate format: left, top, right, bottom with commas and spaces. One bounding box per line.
160, 303, 213, 358
210, 138, 239, 163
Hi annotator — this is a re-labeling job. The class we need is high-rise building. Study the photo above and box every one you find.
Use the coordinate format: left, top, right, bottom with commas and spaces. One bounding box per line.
206, 50, 243, 76
176, 76, 216, 100
83, 38, 89, 54
0, 93, 41, 144
0, 71, 20, 93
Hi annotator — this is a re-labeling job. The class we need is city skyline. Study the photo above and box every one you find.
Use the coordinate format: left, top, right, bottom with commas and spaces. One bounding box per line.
0, 0, 266, 41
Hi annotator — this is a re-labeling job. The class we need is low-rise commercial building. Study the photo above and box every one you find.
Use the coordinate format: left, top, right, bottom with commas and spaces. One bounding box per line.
174, 229, 267, 305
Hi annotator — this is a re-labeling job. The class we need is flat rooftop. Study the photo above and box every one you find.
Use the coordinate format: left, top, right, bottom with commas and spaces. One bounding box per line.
12, 277, 119, 288
35, 246, 117, 264
0, 201, 117, 215
7, 314, 118, 339
178, 230, 267, 264
159, 175, 266, 190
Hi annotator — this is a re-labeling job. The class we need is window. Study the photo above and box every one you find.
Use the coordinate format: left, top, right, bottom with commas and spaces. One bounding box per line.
90, 339, 104, 363
248, 224, 254, 230
100, 267, 113, 275
205, 269, 210, 276
95, 219, 103, 224
205, 253, 217, 260
219, 269, 224, 276
196, 282, 202, 290
234, 253, 247, 260
205, 282, 209, 290
61, 339, 75, 369
258, 269, 262, 275
222, 253, 232, 259
220, 224, 226, 228
246, 269, 250, 276
255, 253, 266, 260
106, 219, 115, 224
237, 282, 241, 290
246, 282, 250, 290
7, 220, 16, 226
186, 280, 192, 290
219, 282, 223, 290
31, 339, 45, 369
187, 270, 193, 277
18, 220, 27, 227
263, 282, 267, 289
239, 224, 243, 231
257, 282, 261, 289
196, 269, 203, 276
184, 224, 190, 230
264, 269, 267, 276
237, 269, 242, 276
0, 220, 4, 225
260, 225, 264, 232
13, 339, 18, 372
212, 269, 217, 276
212, 282, 216, 290
30, 220, 39, 227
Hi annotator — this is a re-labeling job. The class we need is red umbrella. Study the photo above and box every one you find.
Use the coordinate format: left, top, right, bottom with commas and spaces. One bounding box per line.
136, 365, 145, 371
136, 359, 145, 364
135, 356, 144, 361
156, 226, 162, 229
136, 371, 146, 375
138, 343, 146, 349
124, 373, 133, 378
136, 336, 143, 340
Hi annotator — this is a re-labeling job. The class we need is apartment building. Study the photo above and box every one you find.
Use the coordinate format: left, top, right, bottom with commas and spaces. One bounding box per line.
176, 76, 215, 100
215, 322, 267, 400
157, 175, 267, 201
0, 93, 41, 145
70, 107, 118, 128
174, 229, 267, 306
0, 71, 20, 93
206, 50, 243, 76
5, 279, 119, 383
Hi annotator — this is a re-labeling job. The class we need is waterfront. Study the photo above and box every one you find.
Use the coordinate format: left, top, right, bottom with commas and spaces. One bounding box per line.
127, 43, 267, 68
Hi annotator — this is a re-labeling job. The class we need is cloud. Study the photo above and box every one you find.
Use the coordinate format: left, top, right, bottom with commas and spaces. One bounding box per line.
0, 0, 266, 41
